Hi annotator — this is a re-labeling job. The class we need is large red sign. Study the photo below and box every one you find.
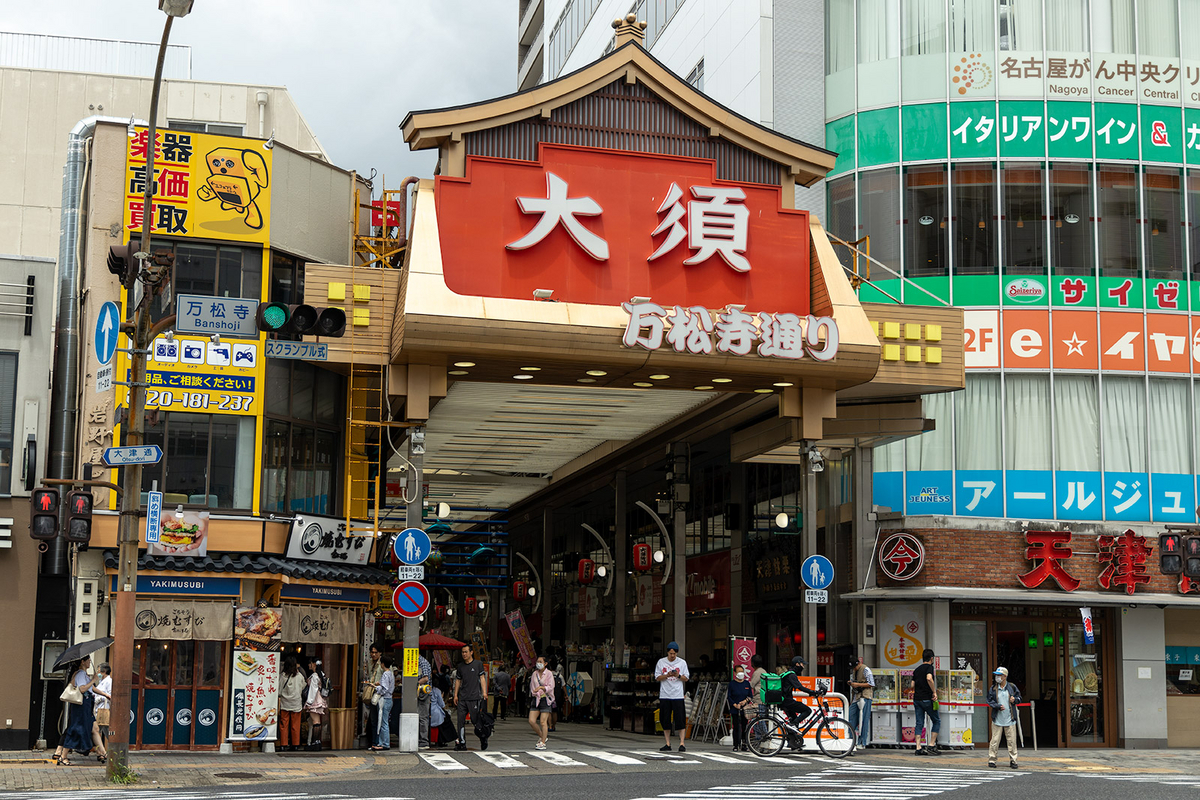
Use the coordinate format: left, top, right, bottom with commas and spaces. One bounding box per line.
435, 144, 811, 313
685, 549, 731, 612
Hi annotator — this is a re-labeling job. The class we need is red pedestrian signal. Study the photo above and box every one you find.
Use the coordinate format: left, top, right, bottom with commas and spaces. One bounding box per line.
29, 488, 60, 540
64, 490, 93, 544
1185, 536, 1200, 579
1160, 534, 1182, 575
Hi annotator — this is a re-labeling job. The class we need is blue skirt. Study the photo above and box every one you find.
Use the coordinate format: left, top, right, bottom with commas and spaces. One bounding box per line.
61, 693, 95, 752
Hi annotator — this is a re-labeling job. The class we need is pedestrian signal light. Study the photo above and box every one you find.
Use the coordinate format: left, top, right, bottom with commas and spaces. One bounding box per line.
255, 302, 346, 337
64, 490, 93, 544
1184, 536, 1200, 579
30, 488, 60, 540
1160, 533, 1183, 575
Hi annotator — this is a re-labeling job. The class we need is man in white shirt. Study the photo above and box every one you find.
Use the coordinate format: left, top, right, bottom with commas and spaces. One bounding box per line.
655, 641, 690, 752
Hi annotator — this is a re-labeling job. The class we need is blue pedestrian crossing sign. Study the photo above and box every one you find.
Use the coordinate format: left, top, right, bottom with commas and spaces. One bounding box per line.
95, 301, 120, 365
394, 527, 431, 566
801, 555, 834, 590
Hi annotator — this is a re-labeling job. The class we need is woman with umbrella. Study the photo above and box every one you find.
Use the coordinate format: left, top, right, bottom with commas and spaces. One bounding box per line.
54, 655, 97, 765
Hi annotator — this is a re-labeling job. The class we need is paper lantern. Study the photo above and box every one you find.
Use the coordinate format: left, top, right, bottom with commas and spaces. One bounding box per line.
578, 558, 595, 584
464, 596, 478, 614
512, 581, 528, 602
434, 605, 446, 621
632, 543, 651, 571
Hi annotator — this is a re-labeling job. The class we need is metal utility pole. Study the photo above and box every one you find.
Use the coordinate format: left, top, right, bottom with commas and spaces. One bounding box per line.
108, 2, 192, 777
399, 427, 424, 751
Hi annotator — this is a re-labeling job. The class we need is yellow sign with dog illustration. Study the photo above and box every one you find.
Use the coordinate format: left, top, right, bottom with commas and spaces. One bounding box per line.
124, 127, 271, 243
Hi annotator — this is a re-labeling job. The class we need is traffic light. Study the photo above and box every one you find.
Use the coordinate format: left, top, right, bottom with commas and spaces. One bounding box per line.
255, 302, 346, 337
64, 491, 93, 544
29, 488, 60, 540
106, 242, 137, 286
1160, 533, 1183, 574
1185, 536, 1200, 579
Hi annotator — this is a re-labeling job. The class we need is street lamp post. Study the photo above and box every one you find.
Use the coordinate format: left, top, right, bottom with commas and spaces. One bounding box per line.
107, 0, 193, 779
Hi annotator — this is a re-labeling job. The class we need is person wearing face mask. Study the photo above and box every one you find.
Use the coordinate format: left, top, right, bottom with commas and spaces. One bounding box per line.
987, 666, 1022, 769
727, 665, 753, 752
527, 656, 555, 750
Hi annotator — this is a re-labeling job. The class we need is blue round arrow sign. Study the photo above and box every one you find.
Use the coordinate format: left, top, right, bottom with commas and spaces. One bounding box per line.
394, 527, 431, 565
801, 555, 835, 590
95, 301, 120, 365
392, 580, 430, 619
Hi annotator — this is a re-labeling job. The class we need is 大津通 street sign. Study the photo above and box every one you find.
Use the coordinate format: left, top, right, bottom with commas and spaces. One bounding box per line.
95, 301, 120, 366
265, 340, 328, 361
804, 589, 828, 604
102, 445, 163, 467
176, 294, 257, 338
397, 565, 425, 581
145, 491, 163, 544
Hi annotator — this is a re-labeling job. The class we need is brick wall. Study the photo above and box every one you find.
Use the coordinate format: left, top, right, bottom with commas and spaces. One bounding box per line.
877, 527, 1183, 596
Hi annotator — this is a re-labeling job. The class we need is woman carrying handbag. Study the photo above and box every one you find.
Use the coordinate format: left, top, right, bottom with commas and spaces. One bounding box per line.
54, 656, 97, 766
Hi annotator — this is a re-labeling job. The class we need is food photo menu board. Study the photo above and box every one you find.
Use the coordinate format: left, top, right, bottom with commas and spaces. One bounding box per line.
228, 606, 282, 742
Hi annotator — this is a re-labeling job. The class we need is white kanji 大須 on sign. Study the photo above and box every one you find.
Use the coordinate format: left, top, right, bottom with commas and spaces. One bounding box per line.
507, 172, 608, 260
648, 182, 751, 272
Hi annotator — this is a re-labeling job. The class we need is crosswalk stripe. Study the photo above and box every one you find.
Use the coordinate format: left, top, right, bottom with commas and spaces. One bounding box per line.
526, 749, 588, 766
579, 750, 646, 765
632, 750, 703, 764
419, 752, 469, 771
1062, 773, 1200, 787
692, 752, 756, 764
476, 751, 527, 768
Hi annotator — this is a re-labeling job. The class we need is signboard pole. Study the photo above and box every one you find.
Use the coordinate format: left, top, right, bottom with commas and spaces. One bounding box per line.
802, 447, 818, 672
398, 427, 424, 752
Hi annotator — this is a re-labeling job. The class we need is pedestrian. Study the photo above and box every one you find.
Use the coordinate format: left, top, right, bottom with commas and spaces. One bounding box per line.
550, 657, 567, 728
748, 654, 767, 705
514, 662, 528, 717
493, 662, 510, 720
454, 643, 489, 751
278, 655, 305, 752
987, 666, 1022, 769
728, 663, 752, 752
54, 656, 96, 766
91, 663, 111, 763
417, 652, 433, 748
305, 657, 329, 751
912, 649, 941, 756
655, 641, 690, 752
366, 654, 395, 751
431, 673, 455, 747
847, 653, 875, 749
362, 644, 383, 749
527, 655, 555, 750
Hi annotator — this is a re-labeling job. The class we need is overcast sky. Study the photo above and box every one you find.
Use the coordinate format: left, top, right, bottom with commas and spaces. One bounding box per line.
2, 1, 517, 184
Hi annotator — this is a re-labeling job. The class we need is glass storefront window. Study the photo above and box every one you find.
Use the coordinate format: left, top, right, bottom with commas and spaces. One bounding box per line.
858, 0, 900, 107
859, 168, 901, 272
1005, 374, 1051, 470
904, 164, 949, 277
1050, 163, 1095, 276
949, 0, 995, 53
1144, 167, 1184, 280
828, 175, 857, 270
1093, 0, 1135, 53
1046, 0, 1089, 51
907, 391, 953, 470
952, 163, 998, 275
826, 0, 856, 118
955, 374, 1001, 470
999, 0, 1042, 51
1189, 170, 1200, 279
1054, 375, 1100, 472
901, 0, 947, 101
1149, 379, 1191, 474
1137, 0, 1178, 57
1185, 1, 1200, 60
1101, 376, 1147, 473
1002, 162, 1045, 275
141, 412, 254, 509
1097, 164, 1140, 278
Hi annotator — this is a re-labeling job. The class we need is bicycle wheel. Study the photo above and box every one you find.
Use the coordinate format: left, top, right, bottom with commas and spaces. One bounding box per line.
747, 716, 786, 757
815, 717, 856, 759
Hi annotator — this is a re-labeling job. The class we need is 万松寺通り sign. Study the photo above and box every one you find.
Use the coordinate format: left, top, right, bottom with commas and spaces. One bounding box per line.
435, 144, 811, 314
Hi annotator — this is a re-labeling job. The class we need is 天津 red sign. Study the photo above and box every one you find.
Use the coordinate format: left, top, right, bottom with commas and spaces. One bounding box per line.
435, 144, 811, 314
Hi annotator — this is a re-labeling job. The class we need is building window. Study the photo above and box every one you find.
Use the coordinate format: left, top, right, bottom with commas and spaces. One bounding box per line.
686, 58, 704, 91
948, 0, 995, 53
1144, 167, 1184, 280
907, 391, 952, 470
1189, 169, 1200, 280
828, 174, 857, 270
1005, 374, 1051, 471
1101, 376, 1146, 473
1002, 162, 1045, 275
1093, 0, 1135, 53
1097, 164, 1140, 278
952, 163, 997, 275
904, 164, 949, 277
1045, 0, 1089, 51
1050, 163, 1095, 276
1137, 0, 1178, 57
998, 0, 1042, 51
168, 120, 245, 137
955, 373, 1001, 470
858, 0, 899, 64
262, 360, 342, 515
140, 412, 255, 509
150, 242, 263, 322
0, 352, 14, 494
827, 0, 856, 72
1054, 375, 1100, 472
859, 168, 901, 274
1149, 378, 1191, 474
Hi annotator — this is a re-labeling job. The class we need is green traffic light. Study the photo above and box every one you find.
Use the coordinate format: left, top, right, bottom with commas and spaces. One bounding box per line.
261, 305, 287, 330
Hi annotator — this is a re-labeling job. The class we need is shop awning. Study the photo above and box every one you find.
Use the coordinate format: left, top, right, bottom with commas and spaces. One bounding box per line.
843, 585, 1200, 608
102, 551, 394, 588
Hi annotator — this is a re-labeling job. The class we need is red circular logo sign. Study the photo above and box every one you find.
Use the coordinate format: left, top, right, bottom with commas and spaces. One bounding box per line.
878, 532, 926, 582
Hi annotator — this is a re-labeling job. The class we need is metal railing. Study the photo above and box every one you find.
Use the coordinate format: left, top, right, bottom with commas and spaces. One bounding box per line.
0, 31, 191, 80
826, 232, 952, 307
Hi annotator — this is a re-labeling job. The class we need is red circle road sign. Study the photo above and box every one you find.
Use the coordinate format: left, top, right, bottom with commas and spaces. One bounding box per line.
392, 580, 431, 619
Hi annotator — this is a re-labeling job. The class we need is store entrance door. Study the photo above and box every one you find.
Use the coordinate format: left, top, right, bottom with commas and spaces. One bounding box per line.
132, 640, 226, 749
1053, 620, 1106, 746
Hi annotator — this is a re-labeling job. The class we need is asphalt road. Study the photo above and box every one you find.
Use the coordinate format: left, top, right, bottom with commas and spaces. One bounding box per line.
7, 755, 1200, 800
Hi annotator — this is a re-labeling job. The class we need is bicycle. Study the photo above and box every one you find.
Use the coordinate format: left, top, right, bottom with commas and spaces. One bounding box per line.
746, 690, 856, 759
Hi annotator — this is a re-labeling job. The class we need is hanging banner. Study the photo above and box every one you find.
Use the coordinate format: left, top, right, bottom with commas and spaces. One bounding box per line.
1080, 607, 1095, 645
505, 609, 537, 670
880, 604, 926, 669
229, 650, 279, 742
731, 636, 757, 675
133, 600, 231, 641
233, 607, 283, 652
282, 605, 357, 645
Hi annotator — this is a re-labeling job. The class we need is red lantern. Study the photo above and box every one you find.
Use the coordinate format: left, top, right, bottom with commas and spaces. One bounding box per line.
633, 543, 651, 571
512, 581, 528, 602
434, 605, 446, 621
578, 558, 595, 584
465, 596, 478, 614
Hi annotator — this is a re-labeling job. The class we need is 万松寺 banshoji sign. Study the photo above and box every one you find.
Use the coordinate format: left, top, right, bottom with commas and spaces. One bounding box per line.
622, 303, 839, 361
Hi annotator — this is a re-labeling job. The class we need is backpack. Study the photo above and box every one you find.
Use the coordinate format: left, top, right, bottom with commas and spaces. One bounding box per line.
760, 670, 793, 705
320, 673, 331, 698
